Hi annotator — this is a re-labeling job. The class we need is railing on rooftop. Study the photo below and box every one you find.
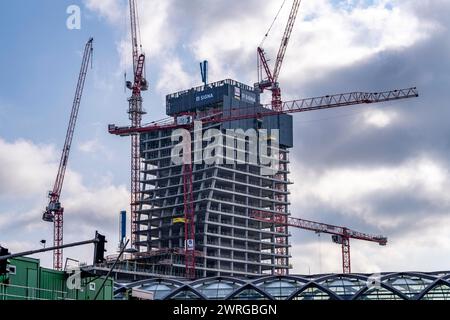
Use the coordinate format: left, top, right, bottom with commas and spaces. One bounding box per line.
166, 79, 255, 100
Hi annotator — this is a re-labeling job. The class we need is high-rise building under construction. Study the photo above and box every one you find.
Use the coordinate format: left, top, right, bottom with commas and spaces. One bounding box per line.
134, 79, 293, 277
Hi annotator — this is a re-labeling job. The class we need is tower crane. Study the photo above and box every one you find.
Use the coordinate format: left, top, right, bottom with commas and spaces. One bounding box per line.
250, 210, 387, 274
256, 1, 301, 272
126, 0, 148, 251
257, 0, 302, 111
109, 0, 419, 280
109, 86, 418, 278
42, 38, 93, 270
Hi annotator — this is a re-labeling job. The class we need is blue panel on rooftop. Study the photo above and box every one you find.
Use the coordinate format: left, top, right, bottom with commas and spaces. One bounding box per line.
165, 79, 293, 147
166, 79, 258, 116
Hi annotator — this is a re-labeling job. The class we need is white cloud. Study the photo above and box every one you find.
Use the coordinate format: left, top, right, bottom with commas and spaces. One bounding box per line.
110, 0, 174, 69
280, 0, 437, 86
84, 0, 125, 24
83, 0, 442, 93
0, 138, 129, 268
83, 0, 450, 274
85, 1, 437, 95
78, 138, 100, 153
77, 137, 113, 161
137, 0, 174, 58
86, 0, 180, 94
363, 109, 397, 128
0, 138, 56, 198
287, 154, 450, 273
290, 155, 450, 228
156, 56, 195, 95
290, 214, 450, 274
0, 240, 37, 254
180, 0, 437, 88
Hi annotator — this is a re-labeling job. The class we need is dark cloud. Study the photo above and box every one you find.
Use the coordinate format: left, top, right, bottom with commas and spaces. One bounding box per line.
162, 0, 450, 270
286, 22, 450, 171
286, 6, 450, 240
12, 0, 448, 272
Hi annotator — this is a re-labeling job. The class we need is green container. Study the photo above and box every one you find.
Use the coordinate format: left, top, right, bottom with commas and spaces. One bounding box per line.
39, 268, 66, 300
0, 257, 113, 300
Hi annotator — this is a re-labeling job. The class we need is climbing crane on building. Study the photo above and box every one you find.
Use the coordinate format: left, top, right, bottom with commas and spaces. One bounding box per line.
250, 210, 387, 274
42, 38, 93, 270
109, 0, 419, 279
109, 87, 418, 278
256, 0, 304, 273
125, 0, 148, 251
257, 0, 302, 111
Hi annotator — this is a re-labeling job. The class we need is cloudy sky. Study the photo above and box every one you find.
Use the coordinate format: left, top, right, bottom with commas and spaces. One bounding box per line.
0, 0, 449, 274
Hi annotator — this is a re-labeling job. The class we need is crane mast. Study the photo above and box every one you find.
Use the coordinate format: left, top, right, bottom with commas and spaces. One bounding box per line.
42, 38, 93, 270
126, 0, 148, 251
251, 210, 387, 274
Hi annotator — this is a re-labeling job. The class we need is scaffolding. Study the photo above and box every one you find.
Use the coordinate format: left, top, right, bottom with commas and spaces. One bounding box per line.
132, 79, 293, 277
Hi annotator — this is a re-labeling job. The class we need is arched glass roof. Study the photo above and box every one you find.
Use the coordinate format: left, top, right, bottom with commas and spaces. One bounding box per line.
384, 274, 433, 299
169, 288, 204, 300
192, 277, 244, 299
291, 285, 332, 300
422, 284, 450, 300
318, 275, 366, 299
114, 271, 450, 300
255, 276, 307, 300
357, 287, 403, 300
230, 288, 269, 300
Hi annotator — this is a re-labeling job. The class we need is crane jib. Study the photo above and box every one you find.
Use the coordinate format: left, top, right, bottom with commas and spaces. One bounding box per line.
107, 87, 418, 137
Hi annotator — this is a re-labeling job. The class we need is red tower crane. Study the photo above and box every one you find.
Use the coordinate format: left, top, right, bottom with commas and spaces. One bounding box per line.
251, 210, 387, 274
126, 0, 148, 250
109, 86, 418, 278
257, 0, 302, 111
256, 0, 302, 273
110, 0, 419, 280
42, 38, 93, 270
183, 152, 195, 279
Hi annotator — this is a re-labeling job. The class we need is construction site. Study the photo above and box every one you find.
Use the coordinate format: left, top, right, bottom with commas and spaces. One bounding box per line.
1, 0, 449, 301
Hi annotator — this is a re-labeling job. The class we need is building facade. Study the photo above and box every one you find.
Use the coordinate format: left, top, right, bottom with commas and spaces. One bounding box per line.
135, 79, 294, 277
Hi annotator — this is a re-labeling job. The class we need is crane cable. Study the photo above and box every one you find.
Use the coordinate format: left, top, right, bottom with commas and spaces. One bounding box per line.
122, 1, 145, 91
136, 0, 143, 54
260, 0, 287, 47
318, 232, 322, 274
123, 4, 129, 94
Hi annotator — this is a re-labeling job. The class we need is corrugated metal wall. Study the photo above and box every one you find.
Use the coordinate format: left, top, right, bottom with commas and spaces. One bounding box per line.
0, 257, 113, 300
